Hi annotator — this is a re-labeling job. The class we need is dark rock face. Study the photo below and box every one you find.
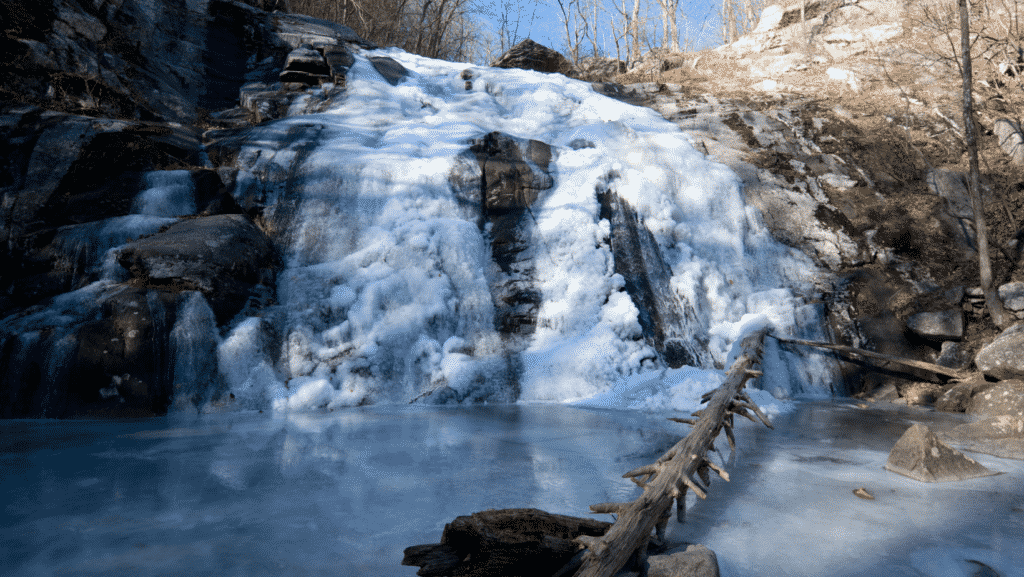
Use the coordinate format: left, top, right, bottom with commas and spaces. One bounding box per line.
598, 183, 710, 369
0, 0, 365, 417
491, 38, 574, 75
0, 286, 179, 418
117, 214, 277, 324
368, 56, 409, 85
466, 132, 553, 340
0, 108, 209, 314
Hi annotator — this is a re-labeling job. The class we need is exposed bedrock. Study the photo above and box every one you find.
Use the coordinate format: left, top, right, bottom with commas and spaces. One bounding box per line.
462, 131, 554, 343
0, 0, 371, 417
597, 184, 711, 369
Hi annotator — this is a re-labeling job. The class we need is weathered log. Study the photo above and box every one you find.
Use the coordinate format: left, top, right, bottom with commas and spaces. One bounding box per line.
572, 329, 770, 577
402, 508, 611, 577
770, 334, 967, 379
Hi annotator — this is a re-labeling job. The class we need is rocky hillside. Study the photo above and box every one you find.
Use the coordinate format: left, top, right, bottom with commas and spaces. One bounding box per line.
1, 0, 1022, 437
609, 0, 1024, 403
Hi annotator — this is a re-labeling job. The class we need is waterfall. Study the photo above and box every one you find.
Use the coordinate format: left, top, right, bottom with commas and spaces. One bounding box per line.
218, 47, 839, 411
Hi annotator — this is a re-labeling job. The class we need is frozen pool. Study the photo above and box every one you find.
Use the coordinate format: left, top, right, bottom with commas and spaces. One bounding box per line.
1, 401, 1022, 577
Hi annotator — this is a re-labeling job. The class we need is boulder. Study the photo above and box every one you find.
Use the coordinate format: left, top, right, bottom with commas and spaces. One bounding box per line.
994, 118, 1024, 165
0, 285, 181, 418
885, 423, 999, 482
368, 56, 409, 86
323, 44, 355, 81
935, 340, 971, 370
402, 508, 612, 577
279, 45, 329, 84
965, 380, 1024, 418
116, 214, 277, 323
975, 323, 1024, 380
999, 281, 1024, 312
491, 38, 574, 75
935, 374, 998, 412
648, 544, 720, 577
907, 309, 964, 341
940, 415, 1024, 461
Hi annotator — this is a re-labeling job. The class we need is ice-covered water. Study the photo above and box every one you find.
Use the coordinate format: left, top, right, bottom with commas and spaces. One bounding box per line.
217, 46, 837, 413
2, 402, 1021, 577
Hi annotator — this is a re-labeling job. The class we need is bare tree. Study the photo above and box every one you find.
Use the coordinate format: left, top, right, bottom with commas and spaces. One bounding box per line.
654, 0, 681, 51
959, 0, 1014, 329
720, 0, 768, 44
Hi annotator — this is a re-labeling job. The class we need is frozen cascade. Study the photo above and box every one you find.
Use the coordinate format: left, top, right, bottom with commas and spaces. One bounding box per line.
219, 47, 839, 413
170, 291, 222, 413
133, 170, 197, 217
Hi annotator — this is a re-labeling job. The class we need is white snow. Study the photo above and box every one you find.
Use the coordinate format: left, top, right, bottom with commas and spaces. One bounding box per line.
222, 46, 835, 414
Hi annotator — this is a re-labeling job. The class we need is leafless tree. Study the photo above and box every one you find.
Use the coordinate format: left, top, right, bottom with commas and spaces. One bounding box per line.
287, 0, 484, 62
958, 0, 1014, 328
654, 0, 681, 51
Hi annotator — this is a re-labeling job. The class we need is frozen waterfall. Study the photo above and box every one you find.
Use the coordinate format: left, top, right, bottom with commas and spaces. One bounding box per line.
216, 47, 838, 413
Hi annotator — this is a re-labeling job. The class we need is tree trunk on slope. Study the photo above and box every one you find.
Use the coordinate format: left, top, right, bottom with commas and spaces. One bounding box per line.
960, 0, 1012, 330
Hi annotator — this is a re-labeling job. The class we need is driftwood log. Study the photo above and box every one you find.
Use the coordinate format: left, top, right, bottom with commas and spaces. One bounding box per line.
404, 330, 771, 577
569, 329, 771, 577
769, 334, 967, 380
402, 508, 617, 577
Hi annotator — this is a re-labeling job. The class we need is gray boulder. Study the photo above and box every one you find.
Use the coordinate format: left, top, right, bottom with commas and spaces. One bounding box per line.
936, 374, 998, 412
975, 323, 1024, 380
999, 281, 1024, 314
116, 214, 277, 323
941, 415, 1024, 461
885, 423, 998, 482
935, 340, 971, 370
965, 380, 1024, 418
907, 309, 964, 341
492, 38, 574, 75
648, 544, 720, 577
323, 44, 356, 81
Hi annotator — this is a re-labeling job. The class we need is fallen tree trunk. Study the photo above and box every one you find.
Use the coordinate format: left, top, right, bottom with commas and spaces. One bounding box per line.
569, 329, 771, 577
769, 334, 967, 380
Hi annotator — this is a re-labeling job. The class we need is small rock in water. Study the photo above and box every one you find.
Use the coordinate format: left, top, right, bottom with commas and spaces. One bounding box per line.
852, 487, 874, 500
885, 424, 999, 482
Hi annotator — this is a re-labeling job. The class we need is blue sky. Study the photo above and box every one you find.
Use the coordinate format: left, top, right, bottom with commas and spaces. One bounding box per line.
476, 0, 736, 60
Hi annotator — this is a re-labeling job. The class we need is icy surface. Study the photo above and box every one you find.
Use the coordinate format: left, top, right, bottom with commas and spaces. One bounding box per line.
224, 46, 835, 412
2, 402, 1021, 577
133, 170, 197, 217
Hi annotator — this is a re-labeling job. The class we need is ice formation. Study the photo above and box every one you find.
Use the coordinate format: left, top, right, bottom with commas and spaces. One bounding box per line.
217, 46, 837, 413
